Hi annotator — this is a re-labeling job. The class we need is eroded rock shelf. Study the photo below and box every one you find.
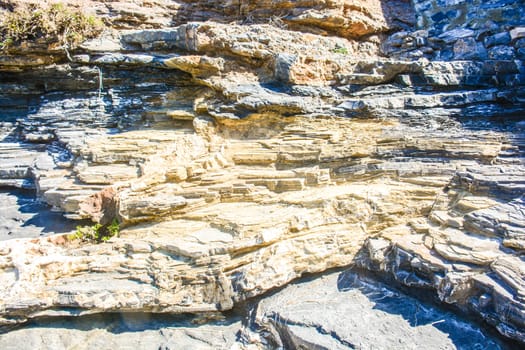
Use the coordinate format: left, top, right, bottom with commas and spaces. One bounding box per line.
0, 0, 524, 348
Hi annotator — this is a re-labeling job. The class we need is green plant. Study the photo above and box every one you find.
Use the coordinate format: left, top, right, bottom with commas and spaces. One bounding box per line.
0, 37, 13, 51
332, 46, 349, 55
106, 219, 120, 239
70, 219, 120, 243
0, 2, 104, 52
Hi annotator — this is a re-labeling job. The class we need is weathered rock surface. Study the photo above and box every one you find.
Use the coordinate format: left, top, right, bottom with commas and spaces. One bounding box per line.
356, 171, 525, 343
250, 269, 511, 349
1, 269, 514, 350
1, 0, 525, 348
385, 0, 525, 61
0, 313, 244, 350
0, 190, 80, 240
0, 0, 414, 38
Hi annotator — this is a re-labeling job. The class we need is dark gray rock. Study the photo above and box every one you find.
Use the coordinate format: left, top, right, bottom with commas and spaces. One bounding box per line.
120, 28, 182, 50
464, 198, 525, 239
411, 0, 524, 61
454, 166, 525, 199
207, 83, 325, 119
453, 38, 488, 60
0, 189, 79, 240
0, 313, 242, 350
488, 46, 516, 60
484, 32, 511, 48
439, 29, 475, 44
274, 53, 297, 83
515, 38, 525, 48
517, 48, 525, 59
252, 269, 511, 350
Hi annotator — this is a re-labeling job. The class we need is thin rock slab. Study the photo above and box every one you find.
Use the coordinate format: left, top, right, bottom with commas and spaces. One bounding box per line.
0, 190, 79, 241
253, 269, 510, 350
0, 313, 244, 350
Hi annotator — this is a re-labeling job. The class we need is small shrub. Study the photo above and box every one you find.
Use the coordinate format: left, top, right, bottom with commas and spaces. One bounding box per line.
70, 219, 120, 243
0, 2, 104, 52
106, 219, 120, 239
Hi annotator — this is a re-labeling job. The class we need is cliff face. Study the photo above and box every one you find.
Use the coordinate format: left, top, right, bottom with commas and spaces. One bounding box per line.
0, 0, 524, 348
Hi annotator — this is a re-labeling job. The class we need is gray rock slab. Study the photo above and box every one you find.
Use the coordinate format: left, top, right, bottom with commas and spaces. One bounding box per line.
0, 313, 242, 350
0, 189, 79, 241
254, 269, 510, 349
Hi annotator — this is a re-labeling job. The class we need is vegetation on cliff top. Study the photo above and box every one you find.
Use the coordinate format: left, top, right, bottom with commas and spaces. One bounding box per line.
0, 2, 103, 52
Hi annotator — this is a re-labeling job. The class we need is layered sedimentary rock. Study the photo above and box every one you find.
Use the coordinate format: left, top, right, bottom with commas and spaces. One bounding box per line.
0, 0, 524, 347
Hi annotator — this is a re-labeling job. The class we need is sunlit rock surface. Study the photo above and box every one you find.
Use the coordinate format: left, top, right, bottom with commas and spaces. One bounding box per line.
0, 313, 244, 350
0, 0, 524, 347
1, 269, 517, 350
251, 269, 512, 349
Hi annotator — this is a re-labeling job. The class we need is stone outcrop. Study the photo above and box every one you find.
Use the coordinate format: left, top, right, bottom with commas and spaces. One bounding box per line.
384, 0, 525, 60
249, 269, 510, 349
0, 0, 524, 347
2, 269, 513, 350
0, 313, 244, 350
0, 0, 414, 37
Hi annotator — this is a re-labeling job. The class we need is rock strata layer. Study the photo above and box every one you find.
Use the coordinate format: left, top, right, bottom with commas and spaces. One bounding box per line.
0, 0, 524, 347
0, 269, 515, 349
0, 313, 244, 350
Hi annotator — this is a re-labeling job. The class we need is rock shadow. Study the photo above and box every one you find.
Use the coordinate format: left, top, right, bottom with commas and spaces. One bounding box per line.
0, 189, 82, 240
18, 311, 239, 334
19, 189, 82, 233
336, 268, 513, 350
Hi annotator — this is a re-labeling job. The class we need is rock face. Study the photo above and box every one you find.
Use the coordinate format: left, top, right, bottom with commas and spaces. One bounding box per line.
1, 269, 514, 350
0, 0, 524, 347
0, 189, 79, 240
0, 313, 244, 350
250, 269, 511, 349
382, 0, 525, 61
